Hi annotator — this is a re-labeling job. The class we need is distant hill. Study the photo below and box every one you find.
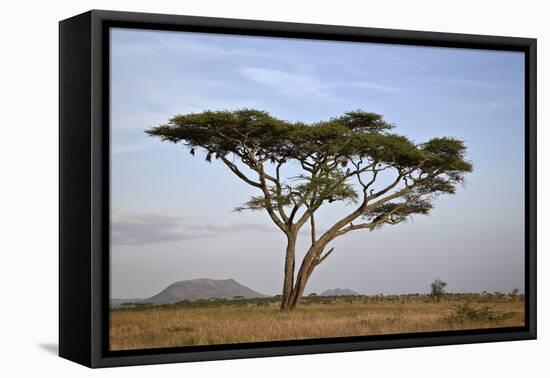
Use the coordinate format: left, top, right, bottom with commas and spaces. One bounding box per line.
321, 288, 359, 296
144, 278, 266, 305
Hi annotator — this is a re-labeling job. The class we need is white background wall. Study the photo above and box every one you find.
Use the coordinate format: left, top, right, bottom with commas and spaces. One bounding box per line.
0, 0, 547, 376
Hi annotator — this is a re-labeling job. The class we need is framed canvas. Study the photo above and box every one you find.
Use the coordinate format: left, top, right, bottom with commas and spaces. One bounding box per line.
59, 10, 537, 368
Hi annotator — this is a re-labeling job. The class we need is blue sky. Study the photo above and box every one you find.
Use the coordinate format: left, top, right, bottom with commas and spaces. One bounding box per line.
109, 27, 525, 299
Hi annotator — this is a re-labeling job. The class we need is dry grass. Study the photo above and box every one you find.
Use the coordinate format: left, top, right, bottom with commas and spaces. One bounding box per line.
109, 296, 524, 351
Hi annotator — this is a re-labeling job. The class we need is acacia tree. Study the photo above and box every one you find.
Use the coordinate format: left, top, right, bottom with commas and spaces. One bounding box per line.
430, 278, 448, 301
147, 109, 472, 310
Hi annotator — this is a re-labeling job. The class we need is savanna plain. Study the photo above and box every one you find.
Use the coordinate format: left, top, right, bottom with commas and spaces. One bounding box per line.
110, 293, 524, 350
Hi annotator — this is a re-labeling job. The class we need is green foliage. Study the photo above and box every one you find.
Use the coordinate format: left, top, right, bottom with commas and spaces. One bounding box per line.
293, 166, 359, 204
113, 293, 523, 313
329, 110, 394, 133
147, 109, 471, 173
445, 303, 514, 324
120, 302, 153, 308
233, 186, 292, 212
430, 278, 447, 298
362, 198, 432, 229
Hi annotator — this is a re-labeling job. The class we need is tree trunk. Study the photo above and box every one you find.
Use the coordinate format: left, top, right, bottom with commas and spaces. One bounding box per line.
288, 245, 324, 309
280, 234, 296, 310
280, 234, 333, 310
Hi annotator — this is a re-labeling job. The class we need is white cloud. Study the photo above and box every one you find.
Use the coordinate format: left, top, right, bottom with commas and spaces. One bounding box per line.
239, 67, 324, 95
239, 66, 406, 99
111, 211, 275, 245
335, 81, 405, 93
418, 77, 503, 89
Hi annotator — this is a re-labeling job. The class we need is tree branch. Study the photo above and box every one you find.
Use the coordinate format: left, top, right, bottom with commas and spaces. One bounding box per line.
245, 151, 289, 232
310, 210, 316, 245
315, 174, 409, 246
338, 203, 409, 235
365, 169, 403, 201
218, 155, 262, 189
288, 161, 322, 226
316, 247, 334, 265
271, 159, 290, 223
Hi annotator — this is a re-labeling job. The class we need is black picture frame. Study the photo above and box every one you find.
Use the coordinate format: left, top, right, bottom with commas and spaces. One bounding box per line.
59, 9, 537, 368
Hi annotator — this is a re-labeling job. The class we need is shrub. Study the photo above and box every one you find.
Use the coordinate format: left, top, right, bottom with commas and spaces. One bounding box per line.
445, 303, 514, 325
430, 278, 447, 301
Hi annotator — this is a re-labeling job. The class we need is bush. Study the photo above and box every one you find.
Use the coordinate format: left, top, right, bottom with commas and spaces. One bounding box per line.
445, 303, 514, 324
430, 278, 447, 301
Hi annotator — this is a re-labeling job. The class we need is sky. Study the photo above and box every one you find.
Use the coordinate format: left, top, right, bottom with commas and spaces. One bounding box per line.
109, 27, 525, 299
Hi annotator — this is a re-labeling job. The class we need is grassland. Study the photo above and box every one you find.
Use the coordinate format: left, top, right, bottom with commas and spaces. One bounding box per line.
110, 293, 524, 351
